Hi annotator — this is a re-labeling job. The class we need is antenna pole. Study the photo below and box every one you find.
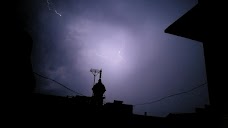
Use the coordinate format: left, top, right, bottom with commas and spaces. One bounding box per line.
99, 69, 102, 79
90, 68, 101, 85
93, 74, 95, 85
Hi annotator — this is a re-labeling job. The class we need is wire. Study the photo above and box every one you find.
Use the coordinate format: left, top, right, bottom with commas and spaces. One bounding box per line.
33, 71, 207, 105
33, 72, 84, 96
134, 82, 207, 106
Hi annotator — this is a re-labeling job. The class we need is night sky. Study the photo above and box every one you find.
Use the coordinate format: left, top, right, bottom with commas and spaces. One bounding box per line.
17, 0, 209, 117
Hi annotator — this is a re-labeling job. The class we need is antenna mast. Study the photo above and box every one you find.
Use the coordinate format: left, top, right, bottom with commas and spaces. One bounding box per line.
90, 68, 101, 85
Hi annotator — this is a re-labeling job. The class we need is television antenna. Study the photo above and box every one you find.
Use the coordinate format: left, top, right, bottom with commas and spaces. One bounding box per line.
90, 68, 102, 85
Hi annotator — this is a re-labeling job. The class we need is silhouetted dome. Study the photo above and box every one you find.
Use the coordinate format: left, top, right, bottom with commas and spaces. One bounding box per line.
92, 79, 106, 96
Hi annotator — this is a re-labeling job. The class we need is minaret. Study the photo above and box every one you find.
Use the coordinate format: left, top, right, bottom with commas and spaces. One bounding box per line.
92, 69, 106, 106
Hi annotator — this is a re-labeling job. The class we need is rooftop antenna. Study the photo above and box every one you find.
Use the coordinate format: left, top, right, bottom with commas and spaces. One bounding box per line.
90, 68, 101, 85
99, 69, 102, 79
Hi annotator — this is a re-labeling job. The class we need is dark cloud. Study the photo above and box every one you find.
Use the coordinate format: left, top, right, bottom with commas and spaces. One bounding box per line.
18, 0, 208, 116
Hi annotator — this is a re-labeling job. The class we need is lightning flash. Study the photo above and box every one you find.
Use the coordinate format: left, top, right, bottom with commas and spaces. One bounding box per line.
46, 0, 62, 16
95, 40, 126, 64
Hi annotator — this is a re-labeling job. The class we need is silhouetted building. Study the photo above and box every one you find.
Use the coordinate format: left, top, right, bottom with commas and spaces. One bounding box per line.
165, 105, 214, 128
5, 16, 36, 107
104, 100, 133, 116
92, 70, 106, 106
164, 0, 226, 127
